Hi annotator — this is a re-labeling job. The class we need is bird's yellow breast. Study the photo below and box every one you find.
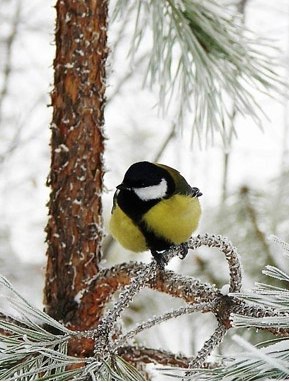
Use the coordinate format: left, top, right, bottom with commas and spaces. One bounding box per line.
109, 205, 148, 252
143, 194, 201, 245
109, 194, 201, 253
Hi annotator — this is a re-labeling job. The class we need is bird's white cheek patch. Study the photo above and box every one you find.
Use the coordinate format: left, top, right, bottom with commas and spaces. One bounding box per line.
134, 178, 167, 201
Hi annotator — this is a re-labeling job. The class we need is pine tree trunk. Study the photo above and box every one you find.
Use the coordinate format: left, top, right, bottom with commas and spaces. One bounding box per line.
44, 0, 108, 330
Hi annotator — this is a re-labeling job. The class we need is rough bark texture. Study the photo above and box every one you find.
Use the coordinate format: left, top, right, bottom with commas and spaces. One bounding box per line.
44, 0, 108, 328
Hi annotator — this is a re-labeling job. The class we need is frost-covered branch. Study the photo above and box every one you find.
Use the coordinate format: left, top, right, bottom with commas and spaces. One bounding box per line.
188, 234, 242, 293
83, 234, 289, 370
81, 233, 241, 329
113, 302, 214, 352
93, 261, 158, 355
1, 235, 289, 379
188, 324, 228, 370
117, 345, 194, 368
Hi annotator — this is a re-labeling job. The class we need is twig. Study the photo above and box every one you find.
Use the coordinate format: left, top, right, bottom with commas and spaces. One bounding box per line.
112, 302, 213, 352
117, 346, 192, 368
93, 261, 158, 355
78, 233, 289, 369
240, 186, 273, 266
187, 323, 227, 373
188, 234, 242, 293
153, 123, 176, 162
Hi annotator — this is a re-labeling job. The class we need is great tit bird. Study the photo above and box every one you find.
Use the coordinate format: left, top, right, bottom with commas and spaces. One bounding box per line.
109, 161, 202, 265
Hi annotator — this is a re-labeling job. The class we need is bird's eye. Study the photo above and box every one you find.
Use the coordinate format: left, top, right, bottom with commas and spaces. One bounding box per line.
134, 181, 146, 188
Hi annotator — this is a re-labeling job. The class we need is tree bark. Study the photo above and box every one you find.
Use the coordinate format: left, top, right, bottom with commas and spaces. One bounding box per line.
44, 0, 108, 328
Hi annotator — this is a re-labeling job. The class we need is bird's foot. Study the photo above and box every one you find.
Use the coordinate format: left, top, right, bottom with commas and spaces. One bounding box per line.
151, 242, 189, 267
178, 242, 189, 260
151, 250, 167, 270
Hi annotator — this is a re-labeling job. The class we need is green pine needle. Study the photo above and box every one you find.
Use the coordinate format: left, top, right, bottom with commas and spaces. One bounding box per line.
0, 276, 144, 381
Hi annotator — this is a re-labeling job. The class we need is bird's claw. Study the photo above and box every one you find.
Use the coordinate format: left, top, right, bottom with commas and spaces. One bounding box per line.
151, 250, 167, 270
178, 242, 189, 260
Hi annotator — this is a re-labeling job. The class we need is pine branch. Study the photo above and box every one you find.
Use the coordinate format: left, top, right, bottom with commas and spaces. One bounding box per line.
1, 235, 289, 379
93, 261, 158, 355
112, 0, 284, 144
113, 302, 214, 352
82, 234, 289, 369
187, 324, 228, 371
118, 345, 192, 368
188, 234, 242, 293
80, 233, 241, 329
0, 312, 30, 335
183, 336, 289, 380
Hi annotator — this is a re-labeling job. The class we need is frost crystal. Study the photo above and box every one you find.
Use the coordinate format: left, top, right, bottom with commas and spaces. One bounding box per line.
74, 289, 85, 304
269, 235, 289, 257
189, 234, 242, 293
220, 284, 230, 296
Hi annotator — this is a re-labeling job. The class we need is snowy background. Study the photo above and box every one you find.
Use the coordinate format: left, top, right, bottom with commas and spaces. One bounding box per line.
0, 0, 289, 360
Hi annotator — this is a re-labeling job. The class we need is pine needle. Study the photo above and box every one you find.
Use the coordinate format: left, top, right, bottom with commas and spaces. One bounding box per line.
112, 0, 284, 145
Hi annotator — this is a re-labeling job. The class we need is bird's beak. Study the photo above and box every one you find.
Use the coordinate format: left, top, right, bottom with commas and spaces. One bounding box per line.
192, 187, 202, 197
117, 183, 131, 191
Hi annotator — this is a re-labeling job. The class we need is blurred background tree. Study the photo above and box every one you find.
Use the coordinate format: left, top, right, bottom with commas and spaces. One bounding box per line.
0, 0, 288, 379
0, 0, 52, 304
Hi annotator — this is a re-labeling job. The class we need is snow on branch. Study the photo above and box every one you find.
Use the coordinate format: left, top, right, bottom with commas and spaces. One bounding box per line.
0, 235, 289, 379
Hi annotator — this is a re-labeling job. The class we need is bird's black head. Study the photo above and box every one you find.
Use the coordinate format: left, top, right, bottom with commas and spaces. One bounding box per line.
117, 161, 175, 201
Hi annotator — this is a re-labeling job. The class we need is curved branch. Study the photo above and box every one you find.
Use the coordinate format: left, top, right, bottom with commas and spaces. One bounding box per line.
75, 233, 241, 331
74, 260, 218, 331
188, 234, 242, 293
93, 261, 158, 354
73, 233, 289, 368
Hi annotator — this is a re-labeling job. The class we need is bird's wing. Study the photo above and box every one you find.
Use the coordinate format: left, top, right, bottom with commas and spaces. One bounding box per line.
111, 190, 119, 213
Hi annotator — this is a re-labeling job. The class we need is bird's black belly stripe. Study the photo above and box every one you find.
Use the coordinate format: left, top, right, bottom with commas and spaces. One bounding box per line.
138, 220, 173, 251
